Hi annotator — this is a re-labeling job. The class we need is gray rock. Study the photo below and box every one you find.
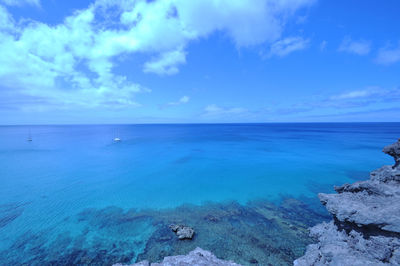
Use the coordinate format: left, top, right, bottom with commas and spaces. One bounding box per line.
169, 224, 195, 240
294, 221, 400, 266
114, 247, 241, 266
295, 139, 400, 265
319, 176, 400, 233
370, 165, 400, 183
114, 261, 150, 266
383, 138, 400, 169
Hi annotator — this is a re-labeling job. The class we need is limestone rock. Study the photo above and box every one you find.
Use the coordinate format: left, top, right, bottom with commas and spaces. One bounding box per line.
319, 170, 400, 233
294, 221, 400, 266
114, 247, 241, 266
383, 138, 400, 169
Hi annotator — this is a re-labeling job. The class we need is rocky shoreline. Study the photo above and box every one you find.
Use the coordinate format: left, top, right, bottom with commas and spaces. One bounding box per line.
294, 139, 400, 265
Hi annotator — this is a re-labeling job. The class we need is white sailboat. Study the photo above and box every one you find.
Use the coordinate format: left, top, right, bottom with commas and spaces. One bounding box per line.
114, 128, 121, 142
27, 129, 32, 142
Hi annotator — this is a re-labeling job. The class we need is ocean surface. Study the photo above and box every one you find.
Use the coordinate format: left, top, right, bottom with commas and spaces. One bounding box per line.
0, 123, 399, 265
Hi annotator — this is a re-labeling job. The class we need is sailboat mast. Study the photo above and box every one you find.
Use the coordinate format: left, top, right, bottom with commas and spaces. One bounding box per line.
28, 128, 32, 141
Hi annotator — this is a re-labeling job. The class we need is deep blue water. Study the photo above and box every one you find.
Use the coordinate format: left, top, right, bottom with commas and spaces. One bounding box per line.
0, 123, 399, 265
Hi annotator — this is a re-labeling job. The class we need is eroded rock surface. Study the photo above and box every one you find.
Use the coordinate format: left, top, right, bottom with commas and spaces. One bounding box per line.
295, 221, 400, 266
169, 224, 195, 240
383, 138, 400, 169
294, 139, 400, 265
114, 247, 241, 266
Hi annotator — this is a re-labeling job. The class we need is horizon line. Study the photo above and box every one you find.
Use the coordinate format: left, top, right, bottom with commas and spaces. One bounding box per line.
1, 121, 400, 126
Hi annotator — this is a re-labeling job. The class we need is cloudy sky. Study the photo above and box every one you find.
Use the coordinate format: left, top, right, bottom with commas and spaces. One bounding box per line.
0, 0, 399, 124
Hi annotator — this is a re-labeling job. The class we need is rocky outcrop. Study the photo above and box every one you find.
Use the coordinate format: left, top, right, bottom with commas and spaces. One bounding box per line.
294, 221, 400, 265
114, 247, 241, 266
294, 139, 400, 265
383, 138, 400, 169
169, 224, 195, 240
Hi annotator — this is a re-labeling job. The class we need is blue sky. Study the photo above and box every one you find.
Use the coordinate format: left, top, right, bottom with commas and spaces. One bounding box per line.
0, 0, 399, 124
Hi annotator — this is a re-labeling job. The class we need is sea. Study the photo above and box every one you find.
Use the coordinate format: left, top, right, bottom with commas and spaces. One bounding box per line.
0, 123, 399, 265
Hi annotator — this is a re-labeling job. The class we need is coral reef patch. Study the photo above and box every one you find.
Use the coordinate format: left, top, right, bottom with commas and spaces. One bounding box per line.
0, 197, 329, 265
0, 207, 155, 265
126, 198, 328, 265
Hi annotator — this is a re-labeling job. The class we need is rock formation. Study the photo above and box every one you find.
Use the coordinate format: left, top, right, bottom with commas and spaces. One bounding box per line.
114, 247, 241, 266
169, 224, 195, 240
294, 139, 400, 265
383, 138, 400, 169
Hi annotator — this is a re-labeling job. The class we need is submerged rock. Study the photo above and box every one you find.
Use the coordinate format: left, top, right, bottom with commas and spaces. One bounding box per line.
114, 247, 241, 266
294, 139, 400, 265
169, 224, 195, 240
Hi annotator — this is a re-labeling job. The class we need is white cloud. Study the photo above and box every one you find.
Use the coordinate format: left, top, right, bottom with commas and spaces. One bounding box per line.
264, 86, 400, 117
268, 36, 309, 57
320, 40, 327, 51
179, 96, 190, 103
0, 5, 14, 31
166, 95, 190, 106
0, 5, 148, 109
205, 104, 223, 113
0, 0, 39, 6
159, 95, 190, 109
144, 49, 186, 75
0, 0, 316, 110
338, 36, 371, 55
376, 42, 400, 65
204, 104, 247, 116
327, 87, 400, 106
330, 90, 374, 100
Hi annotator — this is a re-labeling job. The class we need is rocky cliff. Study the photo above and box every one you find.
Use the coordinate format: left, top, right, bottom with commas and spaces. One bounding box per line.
294, 139, 400, 265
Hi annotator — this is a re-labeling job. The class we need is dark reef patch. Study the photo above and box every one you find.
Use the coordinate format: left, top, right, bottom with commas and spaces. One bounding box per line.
0, 202, 27, 228
305, 180, 336, 195
173, 155, 193, 164
0, 207, 155, 266
0, 198, 330, 266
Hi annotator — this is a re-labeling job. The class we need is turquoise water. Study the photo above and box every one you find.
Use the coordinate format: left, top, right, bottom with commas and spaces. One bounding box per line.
0, 123, 399, 265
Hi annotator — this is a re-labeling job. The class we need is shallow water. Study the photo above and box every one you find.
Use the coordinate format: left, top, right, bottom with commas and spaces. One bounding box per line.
0, 123, 399, 265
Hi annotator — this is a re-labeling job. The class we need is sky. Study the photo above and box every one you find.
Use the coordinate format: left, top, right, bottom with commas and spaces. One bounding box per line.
0, 0, 399, 124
